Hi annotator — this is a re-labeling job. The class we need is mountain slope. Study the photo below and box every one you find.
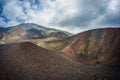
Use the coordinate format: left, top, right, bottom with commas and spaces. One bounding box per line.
0, 42, 78, 80
0, 23, 70, 43
0, 27, 8, 41
40, 28, 120, 65
0, 32, 2, 40
0, 42, 120, 80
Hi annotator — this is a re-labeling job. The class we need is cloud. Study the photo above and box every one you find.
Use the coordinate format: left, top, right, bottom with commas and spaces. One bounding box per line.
0, 17, 6, 27
54, 0, 108, 27
2, 0, 25, 20
100, 0, 120, 26
62, 0, 119, 29
0, 0, 120, 33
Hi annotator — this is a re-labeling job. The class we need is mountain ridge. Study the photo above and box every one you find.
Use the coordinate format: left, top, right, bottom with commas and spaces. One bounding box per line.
39, 28, 120, 65
0, 23, 71, 43
0, 26, 120, 80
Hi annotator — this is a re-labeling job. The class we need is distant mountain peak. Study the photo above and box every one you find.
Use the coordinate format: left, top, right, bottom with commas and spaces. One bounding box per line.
0, 23, 71, 43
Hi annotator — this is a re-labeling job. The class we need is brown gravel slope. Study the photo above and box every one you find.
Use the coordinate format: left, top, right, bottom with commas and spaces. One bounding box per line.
0, 42, 120, 80
0, 42, 82, 80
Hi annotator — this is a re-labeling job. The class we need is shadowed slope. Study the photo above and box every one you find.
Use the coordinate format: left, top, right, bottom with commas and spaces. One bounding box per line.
0, 42, 81, 80
0, 27, 8, 40
0, 32, 2, 40
0, 42, 120, 80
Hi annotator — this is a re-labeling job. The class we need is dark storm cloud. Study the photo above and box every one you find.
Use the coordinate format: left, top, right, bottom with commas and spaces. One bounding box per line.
100, 1, 120, 27
57, 0, 116, 27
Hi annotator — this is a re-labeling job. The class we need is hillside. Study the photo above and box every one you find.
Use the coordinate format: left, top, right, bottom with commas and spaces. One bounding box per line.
0, 23, 70, 43
0, 42, 77, 80
0, 27, 6, 40
0, 32, 2, 40
39, 28, 120, 65
0, 42, 120, 80
0, 27, 8, 41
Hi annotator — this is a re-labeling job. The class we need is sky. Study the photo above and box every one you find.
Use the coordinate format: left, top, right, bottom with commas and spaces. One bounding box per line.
0, 0, 120, 33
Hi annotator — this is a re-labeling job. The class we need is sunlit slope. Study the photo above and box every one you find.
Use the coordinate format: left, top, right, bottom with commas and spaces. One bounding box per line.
0, 23, 71, 43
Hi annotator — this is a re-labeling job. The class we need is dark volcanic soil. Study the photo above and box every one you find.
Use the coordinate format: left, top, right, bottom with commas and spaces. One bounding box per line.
0, 42, 120, 80
0, 32, 2, 40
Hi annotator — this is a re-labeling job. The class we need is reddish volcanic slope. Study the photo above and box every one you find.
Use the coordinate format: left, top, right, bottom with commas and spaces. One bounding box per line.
60, 28, 120, 65
45, 28, 120, 65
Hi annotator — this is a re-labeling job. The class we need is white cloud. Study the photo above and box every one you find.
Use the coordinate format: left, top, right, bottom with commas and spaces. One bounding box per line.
22, 1, 31, 9
108, 0, 120, 12
50, 25, 87, 34
2, 0, 25, 20
0, 17, 20, 27
5, 20, 20, 27
0, 18, 6, 27
0, 0, 120, 33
